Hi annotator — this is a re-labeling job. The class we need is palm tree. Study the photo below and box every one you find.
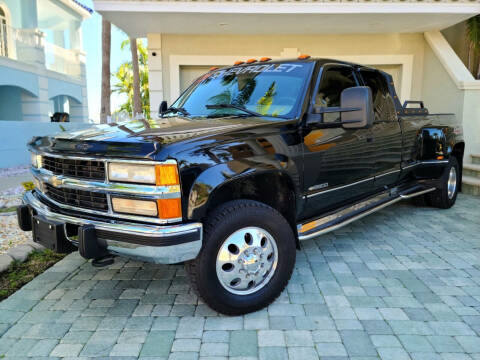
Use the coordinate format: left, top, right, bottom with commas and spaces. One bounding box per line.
466, 15, 480, 79
112, 39, 150, 119
100, 19, 111, 123
130, 38, 142, 118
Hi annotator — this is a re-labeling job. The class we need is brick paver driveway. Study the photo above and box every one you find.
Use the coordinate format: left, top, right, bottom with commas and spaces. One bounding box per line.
1, 194, 480, 359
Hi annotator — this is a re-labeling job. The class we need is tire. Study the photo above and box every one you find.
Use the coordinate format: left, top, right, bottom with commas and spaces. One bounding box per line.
185, 200, 296, 315
427, 156, 459, 209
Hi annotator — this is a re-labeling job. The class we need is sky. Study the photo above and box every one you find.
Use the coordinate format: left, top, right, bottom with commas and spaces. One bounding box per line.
81, 0, 134, 122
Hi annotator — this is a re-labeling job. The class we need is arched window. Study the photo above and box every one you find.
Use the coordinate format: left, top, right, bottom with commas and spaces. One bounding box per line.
0, 6, 8, 57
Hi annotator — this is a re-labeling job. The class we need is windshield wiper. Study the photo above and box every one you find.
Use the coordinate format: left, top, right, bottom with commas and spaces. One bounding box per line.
205, 103, 265, 118
163, 106, 190, 116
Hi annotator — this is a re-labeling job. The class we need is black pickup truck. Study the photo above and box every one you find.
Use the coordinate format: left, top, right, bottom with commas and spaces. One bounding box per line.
18, 57, 464, 315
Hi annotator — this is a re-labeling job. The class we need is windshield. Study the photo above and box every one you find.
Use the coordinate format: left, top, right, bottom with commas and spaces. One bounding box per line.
171, 62, 314, 119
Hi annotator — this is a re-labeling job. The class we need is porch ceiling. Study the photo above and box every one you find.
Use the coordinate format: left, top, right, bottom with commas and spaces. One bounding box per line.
94, 1, 480, 37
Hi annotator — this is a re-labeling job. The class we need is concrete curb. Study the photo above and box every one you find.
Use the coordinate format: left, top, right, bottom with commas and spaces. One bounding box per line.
0, 241, 45, 274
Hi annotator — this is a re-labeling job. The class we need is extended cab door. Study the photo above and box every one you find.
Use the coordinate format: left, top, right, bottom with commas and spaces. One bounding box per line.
302, 64, 376, 218
358, 69, 402, 190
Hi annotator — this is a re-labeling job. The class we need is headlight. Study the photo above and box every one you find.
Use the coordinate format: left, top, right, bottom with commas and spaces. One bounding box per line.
111, 197, 158, 217
30, 153, 42, 169
108, 163, 179, 186
108, 163, 156, 184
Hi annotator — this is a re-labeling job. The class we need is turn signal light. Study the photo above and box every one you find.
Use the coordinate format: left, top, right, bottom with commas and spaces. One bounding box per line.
260, 57, 271, 62
157, 198, 182, 219
298, 54, 311, 60
112, 198, 158, 217
234, 60, 244, 65
246, 58, 257, 64
437, 156, 444, 160
155, 164, 179, 186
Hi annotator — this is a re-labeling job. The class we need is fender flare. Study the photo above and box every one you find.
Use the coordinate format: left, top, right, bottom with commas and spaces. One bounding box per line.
186, 163, 299, 223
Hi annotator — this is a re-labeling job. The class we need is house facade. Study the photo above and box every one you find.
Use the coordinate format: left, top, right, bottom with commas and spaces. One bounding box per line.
0, 0, 91, 123
95, 0, 480, 193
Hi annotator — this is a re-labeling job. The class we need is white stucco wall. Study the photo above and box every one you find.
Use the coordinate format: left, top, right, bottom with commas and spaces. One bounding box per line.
149, 32, 426, 113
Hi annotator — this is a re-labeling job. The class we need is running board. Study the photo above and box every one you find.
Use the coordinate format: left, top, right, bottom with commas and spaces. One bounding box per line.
297, 187, 435, 241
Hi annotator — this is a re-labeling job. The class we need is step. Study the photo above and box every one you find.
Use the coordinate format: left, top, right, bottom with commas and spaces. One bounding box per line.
471, 154, 480, 165
462, 175, 480, 196
297, 186, 435, 240
463, 164, 480, 178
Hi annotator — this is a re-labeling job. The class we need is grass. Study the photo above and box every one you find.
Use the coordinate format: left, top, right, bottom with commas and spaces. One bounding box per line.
0, 206, 16, 214
0, 250, 66, 301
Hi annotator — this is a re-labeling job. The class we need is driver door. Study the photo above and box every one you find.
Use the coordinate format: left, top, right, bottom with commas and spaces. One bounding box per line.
302, 64, 375, 218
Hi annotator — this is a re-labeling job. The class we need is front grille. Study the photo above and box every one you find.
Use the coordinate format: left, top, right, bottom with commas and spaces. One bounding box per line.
42, 156, 105, 180
45, 184, 108, 212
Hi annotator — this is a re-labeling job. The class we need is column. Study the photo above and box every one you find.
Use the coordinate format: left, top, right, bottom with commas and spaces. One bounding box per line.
20, 76, 50, 122
147, 33, 163, 119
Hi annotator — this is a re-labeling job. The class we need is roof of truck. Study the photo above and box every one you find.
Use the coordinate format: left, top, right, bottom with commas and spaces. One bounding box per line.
221, 57, 383, 74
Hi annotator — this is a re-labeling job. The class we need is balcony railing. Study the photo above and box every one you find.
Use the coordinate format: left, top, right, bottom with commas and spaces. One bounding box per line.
0, 25, 82, 78
44, 42, 82, 78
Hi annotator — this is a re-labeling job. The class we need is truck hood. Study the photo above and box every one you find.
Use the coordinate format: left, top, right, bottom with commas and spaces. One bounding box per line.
30, 116, 278, 160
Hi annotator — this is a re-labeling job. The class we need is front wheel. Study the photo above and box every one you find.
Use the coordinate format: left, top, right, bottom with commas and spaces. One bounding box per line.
427, 156, 459, 209
186, 200, 296, 315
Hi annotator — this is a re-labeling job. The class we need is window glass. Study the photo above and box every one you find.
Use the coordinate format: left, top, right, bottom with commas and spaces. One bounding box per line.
316, 66, 357, 122
316, 66, 357, 108
360, 69, 396, 122
172, 62, 314, 119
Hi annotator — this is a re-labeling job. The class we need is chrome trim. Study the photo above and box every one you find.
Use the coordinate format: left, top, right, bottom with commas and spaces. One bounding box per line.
31, 167, 180, 197
29, 149, 177, 166
26, 192, 198, 238
306, 160, 448, 199
399, 187, 436, 199
305, 176, 374, 198
23, 191, 202, 264
375, 169, 401, 178
298, 187, 435, 240
106, 240, 202, 264
402, 162, 418, 170
402, 159, 449, 170
30, 151, 182, 224
420, 159, 449, 165
34, 189, 181, 225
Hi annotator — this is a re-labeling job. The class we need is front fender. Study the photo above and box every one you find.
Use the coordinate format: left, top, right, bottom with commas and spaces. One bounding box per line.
186, 163, 241, 220
186, 161, 300, 222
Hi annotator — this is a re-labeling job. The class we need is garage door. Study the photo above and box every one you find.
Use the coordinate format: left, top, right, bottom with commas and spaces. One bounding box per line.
179, 65, 216, 93
178, 64, 403, 101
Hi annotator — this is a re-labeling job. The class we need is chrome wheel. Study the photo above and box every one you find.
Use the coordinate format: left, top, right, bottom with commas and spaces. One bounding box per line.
447, 166, 457, 199
216, 227, 278, 295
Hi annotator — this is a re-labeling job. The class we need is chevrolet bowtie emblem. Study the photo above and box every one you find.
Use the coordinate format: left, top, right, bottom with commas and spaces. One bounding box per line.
50, 176, 62, 187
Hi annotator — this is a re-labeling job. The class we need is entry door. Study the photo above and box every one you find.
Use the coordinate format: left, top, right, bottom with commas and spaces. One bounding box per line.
302, 65, 375, 218
358, 69, 402, 190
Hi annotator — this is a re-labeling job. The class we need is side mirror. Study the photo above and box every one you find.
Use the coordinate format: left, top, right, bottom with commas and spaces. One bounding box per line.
159, 101, 168, 115
340, 86, 373, 129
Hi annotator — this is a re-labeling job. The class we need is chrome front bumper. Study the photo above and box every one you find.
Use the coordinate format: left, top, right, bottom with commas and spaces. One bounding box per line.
22, 191, 203, 264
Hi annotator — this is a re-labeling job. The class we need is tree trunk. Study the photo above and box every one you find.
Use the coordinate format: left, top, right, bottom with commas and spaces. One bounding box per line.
130, 38, 142, 118
477, 58, 480, 80
468, 42, 472, 74
100, 20, 111, 123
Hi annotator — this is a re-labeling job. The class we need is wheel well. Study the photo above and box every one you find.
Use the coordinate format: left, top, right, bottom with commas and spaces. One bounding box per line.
452, 142, 464, 191
205, 172, 298, 244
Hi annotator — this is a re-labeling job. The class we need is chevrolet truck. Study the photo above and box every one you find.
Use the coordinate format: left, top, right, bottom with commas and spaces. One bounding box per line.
17, 56, 464, 315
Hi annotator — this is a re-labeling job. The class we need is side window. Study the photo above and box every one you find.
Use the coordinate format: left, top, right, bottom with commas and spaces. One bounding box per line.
316, 66, 357, 122
359, 69, 396, 122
